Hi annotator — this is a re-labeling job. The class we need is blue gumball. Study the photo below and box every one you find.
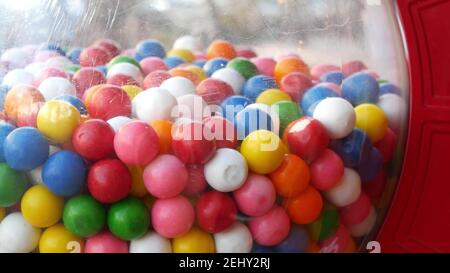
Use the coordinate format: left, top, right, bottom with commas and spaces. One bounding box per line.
67, 47, 83, 64
234, 105, 273, 140
220, 95, 253, 122
252, 243, 273, 253
39, 43, 66, 56
330, 128, 372, 168
342, 72, 379, 106
321, 71, 344, 85
203, 58, 228, 77
0, 121, 15, 162
243, 75, 278, 102
275, 225, 309, 253
4, 127, 49, 171
135, 39, 166, 61
192, 59, 206, 68
163, 56, 185, 69
379, 83, 401, 95
301, 85, 339, 114
42, 150, 87, 197
54, 94, 87, 115
357, 147, 383, 183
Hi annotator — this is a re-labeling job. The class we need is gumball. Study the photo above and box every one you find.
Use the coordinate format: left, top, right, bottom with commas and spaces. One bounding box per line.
185, 65, 207, 81
301, 85, 339, 116
226, 57, 258, 80
284, 186, 323, 224
114, 121, 159, 165
39, 224, 84, 253
330, 129, 372, 167
72, 68, 106, 97
108, 55, 141, 71
377, 93, 407, 131
130, 231, 172, 253
348, 206, 376, 237
107, 116, 132, 133
321, 71, 344, 85
84, 230, 128, 253
318, 224, 351, 253
67, 47, 82, 64
310, 64, 340, 80
214, 222, 253, 253
133, 88, 176, 123
21, 185, 64, 228
172, 227, 215, 253
124, 165, 146, 198
196, 78, 234, 105
204, 148, 248, 192
107, 197, 149, 240
143, 70, 171, 89
87, 159, 132, 203
196, 191, 237, 233
269, 154, 310, 198
280, 72, 313, 103
72, 119, 115, 161
310, 149, 344, 191
121, 85, 142, 100
4, 85, 45, 125
135, 39, 166, 61
108, 73, 141, 87
357, 147, 383, 183
275, 225, 309, 253
1, 47, 30, 68
251, 57, 276, 77
204, 58, 228, 77
164, 56, 185, 69
242, 75, 278, 102
140, 57, 168, 76
79, 46, 111, 67
45, 56, 72, 71
34, 50, 60, 62
284, 117, 329, 163
308, 205, 340, 241
146, 120, 172, 154
274, 57, 310, 83
172, 121, 216, 164
207, 40, 237, 60
354, 103, 387, 143
107, 62, 142, 81
220, 95, 253, 122
363, 169, 387, 201
0, 163, 28, 207
0, 213, 41, 253
234, 105, 274, 139
324, 168, 362, 207
175, 93, 208, 122
256, 89, 292, 106
342, 60, 367, 77
42, 151, 87, 197
248, 206, 290, 247
82, 83, 111, 107
63, 194, 105, 237
312, 97, 355, 139
173, 35, 201, 52
170, 67, 199, 85
94, 39, 121, 58
160, 76, 195, 98
34, 68, 68, 87
342, 72, 379, 106
2, 69, 34, 88
374, 128, 397, 163
151, 196, 195, 238
0, 122, 15, 162
37, 100, 81, 143
339, 192, 371, 227
233, 174, 276, 217
183, 164, 207, 196
203, 116, 238, 149
211, 68, 245, 95
167, 48, 195, 63
379, 82, 401, 95
88, 85, 131, 120
54, 94, 87, 115
272, 100, 302, 135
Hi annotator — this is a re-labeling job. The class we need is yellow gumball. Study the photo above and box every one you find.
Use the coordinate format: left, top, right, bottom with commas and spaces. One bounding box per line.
37, 100, 81, 143
128, 165, 147, 197
0, 207, 5, 222
354, 104, 388, 143
168, 48, 195, 63
122, 85, 142, 100
21, 185, 64, 228
172, 227, 215, 253
185, 65, 207, 81
256, 89, 292, 106
240, 130, 285, 174
39, 224, 84, 253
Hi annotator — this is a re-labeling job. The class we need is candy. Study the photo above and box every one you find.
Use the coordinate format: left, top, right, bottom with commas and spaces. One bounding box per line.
203, 116, 238, 149
284, 186, 323, 224
248, 206, 290, 247
2, 69, 34, 88
196, 78, 234, 105
151, 195, 194, 238
196, 191, 237, 233
251, 57, 276, 77
325, 168, 362, 207
107, 116, 132, 133
379, 83, 401, 95
0, 213, 41, 253
135, 39, 166, 61
54, 95, 88, 115
143, 70, 171, 89
72, 68, 106, 97
107, 62, 142, 81
204, 58, 228, 77
133, 88, 176, 123
348, 206, 376, 237
108, 55, 141, 70
94, 39, 121, 58
67, 47, 82, 64
220, 95, 252, 122
21, 185, 64, 228
226, 57, 258, 80
272, 100, 302, 135
301, 84, 339, 116
243, 75, 278, 102
377, 93, 406, 131
375, 128, 397, 163
342, 60, 367, 77
310, 149, 344, 191
275, 225, 309, 253
160, 76, 195, 98
256, 89, 292, 106
84, 230, 128, 253
321, 71, 344, 85
88, 85, 131, 120
330, 128, 372, 167
4, 85, 45, 127
140, 57, 168, 76
357, 147, 383, 183
214, 222, 253, 253
39, 224, 84, 253
167, 48, 195, 63
87, 159, 132, 203
63, 194, 106, 237
308, 205, 340, 241
150, 120, 173, 154
172, 227, 215, 253
211, 68, 245, 95
312, 97, 355, 139
310, 64, 340, 80
233, 173, 276, 217
339, 193, 371, 226
108, 74, 140, 87
0, 163, 28, 207
79, 46, 111, 67
34, 67, 69, 87
164, 56, 185, 69
342, 72, 379, 106
107, 197, 149, 240
173, 35, 201, 52
354, 103, 387, 143
130, 231, 172, 253
234, 105, 274, 139
207, 40, 237, 60
274, 57, 310, 83
269, 154, 310, 198
72, 119, 115, 161
280, 72, 313, 102
183, 164, 207, 196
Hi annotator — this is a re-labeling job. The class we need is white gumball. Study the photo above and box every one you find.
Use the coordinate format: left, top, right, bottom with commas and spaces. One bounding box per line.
204, 148, 248, 192
174, 94, 208, 121
107, 116, 133, 133
2, 69, 34, 88
133, 88, 177, 122
1, 48, 30, 68
325, 168, 361, 207
107, 62, 142, 81
0, 213, 41, 253
377, 93, 406, 131
173, 35, 201, 52
211, 68, 245, 95
348, 207, 377, 237
24, 62, 47, 76
313, 97, 355, 139
160, 77, 195, 98
130, 231, 172, 253
214, 222, 253, 253
38, 77, 76, 101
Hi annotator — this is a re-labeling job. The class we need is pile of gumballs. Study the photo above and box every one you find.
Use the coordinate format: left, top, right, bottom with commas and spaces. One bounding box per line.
0, 35, 406, 253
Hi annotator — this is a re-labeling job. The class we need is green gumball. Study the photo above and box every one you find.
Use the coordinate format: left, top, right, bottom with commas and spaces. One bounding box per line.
107, 197, 149, 240
272, 100, 302, 135
63, 194, 106, 237
226, 58, 258, 80
0, 163, 28, 207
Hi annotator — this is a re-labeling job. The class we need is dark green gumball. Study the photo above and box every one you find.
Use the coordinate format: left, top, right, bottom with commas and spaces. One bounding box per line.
107, 197, 149, 240
308, 205, 340, 242
0, 163, 28, 207
63, 194, 106, 237
273, 100, 302, 135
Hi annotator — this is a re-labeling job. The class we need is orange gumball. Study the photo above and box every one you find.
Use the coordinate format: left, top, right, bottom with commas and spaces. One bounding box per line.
150, 120, 173, 154
270, 154, 310, 198
284, 186, 323, 224
274, 57, 310, 83
169, 68, 200, 86
206, 40, 237, 60
4, 85, 45, 127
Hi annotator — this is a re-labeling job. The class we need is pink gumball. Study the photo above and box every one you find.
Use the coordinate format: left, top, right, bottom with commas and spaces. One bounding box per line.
34, 68, 68, 87
144, 154, 188, 198
339, 192, 371, 226
233, 174, 276, 217
310, 149, 344, 191
310, 64, 340, 80
252, 57, 276, 77
140, 57, 168, 76
342, 60, 367, 77
237, 49, 257, 59
183, 164, 207, 196
34, 50, 61, 62
143, 70, 171, 89
84, 230, 129, 253
280, 72, 313, 102
248, 206, 290, 246
151, 196, 195, 238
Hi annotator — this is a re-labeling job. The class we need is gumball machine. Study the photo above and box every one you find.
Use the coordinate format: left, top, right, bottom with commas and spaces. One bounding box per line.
0, 0, 447, 254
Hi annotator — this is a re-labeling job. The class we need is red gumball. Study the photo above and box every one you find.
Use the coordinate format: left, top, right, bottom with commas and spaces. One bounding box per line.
140, 57, 168, 76
237, 49, 257, 59
34, 68, 68, 87
88, 159, 132, 203
183, 164, 207, 196
196, 78, 234, 105
284, 117, 329, 163
196, 191, 237, 233
72, 119, 115, 161
374, 128, 397, 163
143, 70, 171, 89
87, 85, 131, 120
72, 68, 106, 98
202, 116, 238, 149
363, 169, 387, 201
339, 192, 371, 227
310, 149, 344, 191
280, 72, 313, 103
107, 73, 141, 87
94, 39, 121, 58
172, 121, 216, 165
79, 46, 111, 67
